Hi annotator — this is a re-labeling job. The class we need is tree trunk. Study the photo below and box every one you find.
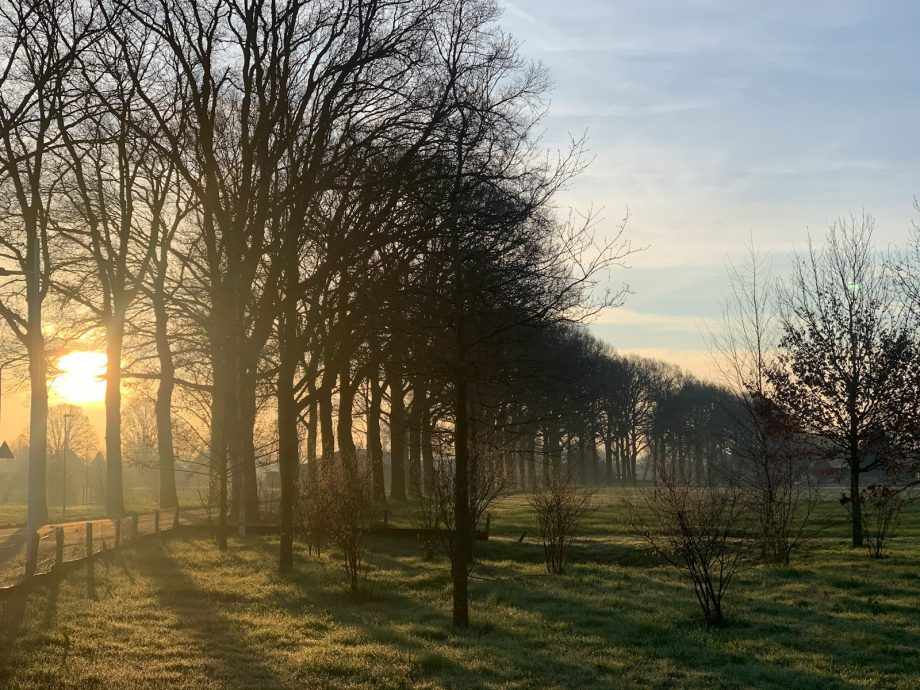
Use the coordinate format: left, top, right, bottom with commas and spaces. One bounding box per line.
210, 363, 229, 550
306, 399, 317, 483
337, 361, 357, 472
850, 454, 863, 547
547, 426, 562, 478
105, 314, 126, 517
388, 374, 407, 502
238, 370, 260, 521
367, 377, 386, 502
517, 437, 527, 490
319, 374, 335, 469
504, 426, 517, 487
277, 310, 298, 572
526, 432, 537, 490
604, 433, 613, 486
27, 330, 48, 526
452, 359, 471, 629
153, 294, 178, 509
407, 382, 423, 497
590, 431, 600, 486
577, 434, 587, 485
630, 434, 639, 484
421, 415, 435, 496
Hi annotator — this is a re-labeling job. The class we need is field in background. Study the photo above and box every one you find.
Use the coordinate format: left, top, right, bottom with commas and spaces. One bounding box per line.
1, 488, 918, 689
0, 491, 204, 530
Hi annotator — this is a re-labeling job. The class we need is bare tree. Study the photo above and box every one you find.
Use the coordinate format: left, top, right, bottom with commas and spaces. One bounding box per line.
769, 215, 920, 547
711, 242, 819, 563
0, 0, 109, 535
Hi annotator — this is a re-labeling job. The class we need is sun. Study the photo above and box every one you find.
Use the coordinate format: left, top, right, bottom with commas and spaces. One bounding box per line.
51, 351, 107, 404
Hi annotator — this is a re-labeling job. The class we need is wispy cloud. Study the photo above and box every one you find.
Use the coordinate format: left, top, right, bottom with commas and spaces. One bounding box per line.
499, 0, 920, 381
592, 307, 712, 332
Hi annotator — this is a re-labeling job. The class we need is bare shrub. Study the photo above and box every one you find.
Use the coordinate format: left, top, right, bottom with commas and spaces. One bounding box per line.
296, 462, 378, 590
295, 471, 328, 557
418, 446, 507, 566
711, 242, 820, 565
196, 486, 215, 525
734, 409, 820, 565
629, 481, 753, 627
528, 475, 594, 574
412, 478, 444, 561
841, 484, 912, 559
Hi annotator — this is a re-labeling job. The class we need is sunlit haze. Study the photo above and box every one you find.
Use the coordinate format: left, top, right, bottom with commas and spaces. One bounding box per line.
50, 351, 107, 405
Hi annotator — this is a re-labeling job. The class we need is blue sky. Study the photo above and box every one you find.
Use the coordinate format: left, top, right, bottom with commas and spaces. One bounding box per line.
499, 0, 920, 379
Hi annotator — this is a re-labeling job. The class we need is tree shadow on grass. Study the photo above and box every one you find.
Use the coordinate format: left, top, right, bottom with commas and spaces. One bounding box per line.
145, 545, 292, 689
0, 574, 62, 683
500, 561, 904, 689
246, 536, 605, 689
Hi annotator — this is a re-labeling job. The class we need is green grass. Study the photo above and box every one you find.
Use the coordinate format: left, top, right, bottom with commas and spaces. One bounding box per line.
1, 489, 918, 689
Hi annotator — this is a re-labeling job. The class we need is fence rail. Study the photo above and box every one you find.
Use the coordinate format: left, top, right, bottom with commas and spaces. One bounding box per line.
0, 506, 182, 595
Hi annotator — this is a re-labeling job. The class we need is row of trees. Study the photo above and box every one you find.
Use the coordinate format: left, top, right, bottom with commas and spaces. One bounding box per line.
0, 0, 637, 628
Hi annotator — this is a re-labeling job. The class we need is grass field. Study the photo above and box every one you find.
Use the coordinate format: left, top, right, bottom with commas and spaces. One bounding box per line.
1, 489, 918, 689
0, 504, 151, 530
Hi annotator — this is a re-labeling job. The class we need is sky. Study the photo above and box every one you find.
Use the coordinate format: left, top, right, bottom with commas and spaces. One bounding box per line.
499, 0, 920, 380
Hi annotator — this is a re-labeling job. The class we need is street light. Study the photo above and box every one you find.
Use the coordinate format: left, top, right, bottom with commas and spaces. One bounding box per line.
61, 411, 73, 516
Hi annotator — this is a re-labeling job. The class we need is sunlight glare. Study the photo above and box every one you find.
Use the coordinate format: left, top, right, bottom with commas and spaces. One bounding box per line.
51, 351, 107, 404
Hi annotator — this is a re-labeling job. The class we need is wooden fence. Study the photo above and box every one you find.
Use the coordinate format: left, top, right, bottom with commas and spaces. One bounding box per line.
0, 506, 181, 597
0, 506, 493, 597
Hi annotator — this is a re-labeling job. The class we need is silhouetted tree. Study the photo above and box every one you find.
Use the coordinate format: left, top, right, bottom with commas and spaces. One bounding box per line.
769, 215, 920, 547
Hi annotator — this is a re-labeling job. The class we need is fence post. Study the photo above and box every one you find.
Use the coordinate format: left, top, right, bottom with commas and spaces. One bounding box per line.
85, 522, 93, 558
155, 509, 160, 536
174, 505, 180, 530
383, 510, 388, 529
114, 519, 121, 549
55, 527, 64, 568
132, 514, 139, 540
25, 531, 40, 577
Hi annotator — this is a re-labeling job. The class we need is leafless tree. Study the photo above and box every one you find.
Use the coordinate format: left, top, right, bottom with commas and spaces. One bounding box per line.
710, 242, 819, 563
0, 0, 108, 527
769, 215, 920, 547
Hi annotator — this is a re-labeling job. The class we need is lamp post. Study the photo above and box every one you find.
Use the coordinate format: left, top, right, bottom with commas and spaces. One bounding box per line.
61, 411, 73, 516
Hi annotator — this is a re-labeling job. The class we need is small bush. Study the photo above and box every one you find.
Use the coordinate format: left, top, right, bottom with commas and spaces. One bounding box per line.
295, 471, 328, 557
629, 481, 753, 628
296, 461, 378, 590
841, 484, 911, 559
528, 475, 594, 574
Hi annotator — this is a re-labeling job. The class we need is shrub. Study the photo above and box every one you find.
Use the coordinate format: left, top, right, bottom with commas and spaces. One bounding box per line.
295, 470, 328, 557
629, 481, 753, 627
528, 475, 594, 574
296, 461, 378, 590
841, 484, 912, 559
